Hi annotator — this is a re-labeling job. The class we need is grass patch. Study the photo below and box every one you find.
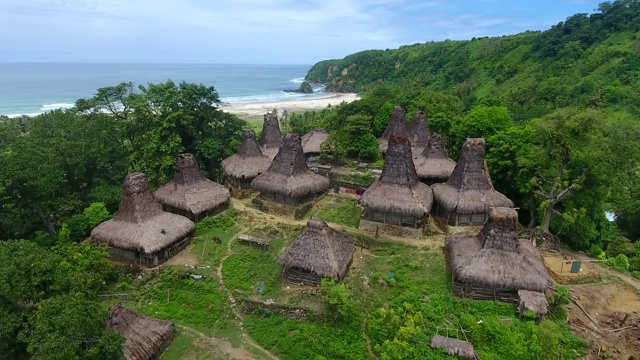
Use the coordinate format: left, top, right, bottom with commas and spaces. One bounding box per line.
311, 196, 362, 228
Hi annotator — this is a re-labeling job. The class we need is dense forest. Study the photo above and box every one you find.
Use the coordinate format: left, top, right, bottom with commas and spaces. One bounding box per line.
1, 1, 640, 358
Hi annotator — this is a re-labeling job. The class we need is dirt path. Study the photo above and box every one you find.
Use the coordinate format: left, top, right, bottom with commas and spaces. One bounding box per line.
568, 250, 640, 292
176, 325, 254, 360
230, 198, 444, 250
214, 226, 280, 360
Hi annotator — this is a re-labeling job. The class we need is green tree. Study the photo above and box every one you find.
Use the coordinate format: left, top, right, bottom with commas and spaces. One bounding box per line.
333, 114, 380, 162
372, 102, 394, 137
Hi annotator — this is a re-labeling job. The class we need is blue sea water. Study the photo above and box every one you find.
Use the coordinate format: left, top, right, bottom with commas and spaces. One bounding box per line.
0, 63, 329, 117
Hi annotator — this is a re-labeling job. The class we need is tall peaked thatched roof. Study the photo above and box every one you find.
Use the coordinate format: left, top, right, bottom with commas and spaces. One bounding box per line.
301, 128, 329, 154
251, 133, 330, 198
360, 135, 433, 217
446, 208, 552, 292
155, 153, 230, 216
278, 219, 356, 279
413, 133, 457, 181
259, 112, 283, 159
410, 111, 430, 150
91, 172, 195, 255
107, 304, 174, 360
379, 106, 409, 153
221, 128, 272, 179
432, 138, 513, 214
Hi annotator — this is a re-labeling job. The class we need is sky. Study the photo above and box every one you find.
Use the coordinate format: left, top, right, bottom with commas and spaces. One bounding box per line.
0, 0, 604, 64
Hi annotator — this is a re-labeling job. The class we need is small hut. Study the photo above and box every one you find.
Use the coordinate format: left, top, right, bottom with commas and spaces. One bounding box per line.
360, 135, 433, 229
259, 111, 283, 160
432, 138, 513, 226
378, 106, 409, 153
446, 207, 552, 310
278, 219, 356, 285
251, 133, 330, 206
221, 128, 272, 191
409, 111, 430, 153
155, 153, 230, 221
413, 133, 456, 185
301, 128, 329, 155
106, 304, 174, 360
91, 172, 195, 267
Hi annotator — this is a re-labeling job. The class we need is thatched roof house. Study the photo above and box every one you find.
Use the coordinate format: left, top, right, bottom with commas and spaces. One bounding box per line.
259, 112, 283, 160
221, 128, 272, 190
446, 207, 552, 305
107, 304, 174, 360
278, 219, 356, 285
378, 106, 409, 153
91, 172, 195, 267
360, 135, 433, 229
251, 133, 330, 205
412, 133, 456, 185
410, 111, 430, 153
155, 153, 230, 221
432, 138, 513, 226
301, 128, 329, 155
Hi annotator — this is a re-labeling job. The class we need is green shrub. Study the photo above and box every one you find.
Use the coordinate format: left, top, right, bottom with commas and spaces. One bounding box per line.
587, 244, 606, 260
629, 256, 640, 272
607, 254, 630, 272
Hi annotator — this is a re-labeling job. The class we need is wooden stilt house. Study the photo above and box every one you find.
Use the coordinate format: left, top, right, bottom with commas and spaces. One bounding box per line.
378, 106, 410, 154
432, 138, 513, 226
278, 219, 356, 285
259, 111, 283, 160
360, 135, 433, 229
221, 128, 272, 191
91, 172, 195, 267
412, 133, 456, 185
446, 207, 552, 315
155, 153, 230, 221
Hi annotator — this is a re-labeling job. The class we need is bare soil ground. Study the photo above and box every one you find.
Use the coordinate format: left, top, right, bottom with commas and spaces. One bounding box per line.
542, 249, 640, 359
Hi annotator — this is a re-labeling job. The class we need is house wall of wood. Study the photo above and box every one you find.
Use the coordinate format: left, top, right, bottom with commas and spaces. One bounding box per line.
106, 236, 192, 268
259, 191, 315, 206
226, 175, 254, 190
452, 278, 519, 303
161, 203, 229, 222
363, 208, 423, 229
432, 202, 488, 226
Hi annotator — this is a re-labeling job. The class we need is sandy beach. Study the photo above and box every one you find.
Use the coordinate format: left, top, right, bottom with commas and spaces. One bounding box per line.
222, 93, 359, 117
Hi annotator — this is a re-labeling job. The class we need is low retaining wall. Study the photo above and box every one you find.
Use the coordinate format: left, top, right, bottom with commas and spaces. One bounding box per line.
359, 219, 424, 239
241, 299, 319, 321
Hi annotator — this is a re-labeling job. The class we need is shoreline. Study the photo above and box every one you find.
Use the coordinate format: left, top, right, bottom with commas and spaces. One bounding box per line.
222, 93, 359, 117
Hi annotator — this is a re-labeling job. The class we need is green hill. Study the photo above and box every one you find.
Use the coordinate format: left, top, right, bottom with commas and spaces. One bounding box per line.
306, 0, 640, 119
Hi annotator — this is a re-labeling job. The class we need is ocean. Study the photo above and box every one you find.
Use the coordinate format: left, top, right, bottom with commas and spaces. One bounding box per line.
0, 63, 330, 117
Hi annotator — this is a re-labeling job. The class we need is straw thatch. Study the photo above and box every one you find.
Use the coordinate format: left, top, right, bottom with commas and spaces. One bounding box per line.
251, 133, 330, 198
91, 172, 195, 255
379, 106, 410, 153
446, 208, 552, 293
259, 112, 283, 159
221, 128, 272, 179
301, 128, 329, 155
430, 335, 479, 360
518, 289, 549, 318
278, 219, 356, 280
155, 153, 230, 218
432, 138, 513, 215
360, 135, 433, 217
107, 304, 174, 360
410, 111, 430, 150
413, 133, 456, 182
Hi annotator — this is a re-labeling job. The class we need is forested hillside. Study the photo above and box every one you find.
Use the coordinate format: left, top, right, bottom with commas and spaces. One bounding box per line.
307, 0, 640, 118
294, 0, 640, 258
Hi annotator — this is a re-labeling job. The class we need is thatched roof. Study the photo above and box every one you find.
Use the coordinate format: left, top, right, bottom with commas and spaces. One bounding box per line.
432, 138, 513, 214
379, 106, 409, 153
430, 335, 479, 360
278, 219, 356, 279
155, 153, 230, 216
251, 133, 330, 198
301, 128, 329, 154
410, 111, 430, 150
518, 289, 549, 317
259, 112, 282, 159
360, 135, 433, 217
107, 304, 174, 360
221, 128, 272, 179
413, 133, 456, 181
91, 172, 195, 255
446, 208, 552, 292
